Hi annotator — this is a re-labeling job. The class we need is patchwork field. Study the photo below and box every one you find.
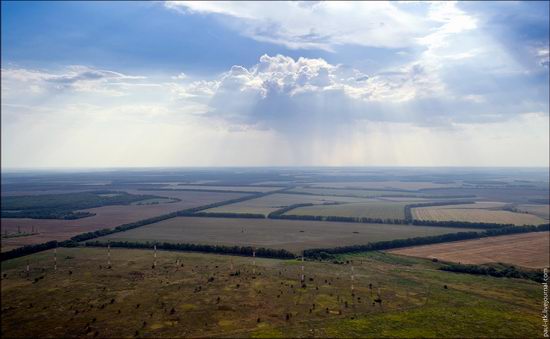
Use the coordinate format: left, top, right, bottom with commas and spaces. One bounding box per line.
389, 232, 550, 268
204, 193, 373, 216
285, 201, 409, 220
95, 217, 478, 253
288, 187, 418, 198
1, 248, 543, 338
1, 191, 249, 251
308, 181, 463, 190
419, 187, 550, 204
411, 203, 547, 225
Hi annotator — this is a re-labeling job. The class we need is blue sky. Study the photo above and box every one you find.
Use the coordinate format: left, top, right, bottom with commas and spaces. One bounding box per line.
1, 1, 549, 167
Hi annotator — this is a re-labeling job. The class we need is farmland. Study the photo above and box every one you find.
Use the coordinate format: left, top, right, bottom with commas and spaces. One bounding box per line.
308, 181, 463, 190
1, 191, 162, 219
389, 232, 550, 268
204, 193, 373, 216
411, 204, 547, 226
285, 200, 409, 220
288, 187, 417, 198
0, 168, 548, 338
94, 217, 479, 253
1, 190, 249, 251
1, 247, 544, 338
515, 204, 550, 220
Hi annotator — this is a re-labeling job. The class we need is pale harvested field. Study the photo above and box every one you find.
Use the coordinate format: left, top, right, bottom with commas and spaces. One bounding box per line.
205, 193, 373, 216
286, 201, 408, 220
516, 204, 550, 220
309, 181, 462, 190
96, 216, 478, 253
389, 232, 550, 268
1, 190, 248, 251
412, 205, 546, 225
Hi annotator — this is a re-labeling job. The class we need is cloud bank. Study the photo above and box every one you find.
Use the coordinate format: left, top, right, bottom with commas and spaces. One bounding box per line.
1, 1, 548, 167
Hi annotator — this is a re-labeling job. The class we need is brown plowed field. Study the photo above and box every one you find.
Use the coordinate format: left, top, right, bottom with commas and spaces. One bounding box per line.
388, 232, 550, 268
1, 190, 248, 251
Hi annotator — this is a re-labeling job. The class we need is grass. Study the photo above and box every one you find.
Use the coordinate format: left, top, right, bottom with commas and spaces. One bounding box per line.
1, 247, 542, 338
286, 201, 409, 220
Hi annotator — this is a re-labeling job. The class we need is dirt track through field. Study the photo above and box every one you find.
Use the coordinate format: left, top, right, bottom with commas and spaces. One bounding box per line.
388, 232, 550, 268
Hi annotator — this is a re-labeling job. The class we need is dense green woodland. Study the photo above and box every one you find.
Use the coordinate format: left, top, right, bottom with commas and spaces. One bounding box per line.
1, 191, 165, 219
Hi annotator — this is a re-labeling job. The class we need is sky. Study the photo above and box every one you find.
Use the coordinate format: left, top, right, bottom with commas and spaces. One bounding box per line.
1, 1, 549, 168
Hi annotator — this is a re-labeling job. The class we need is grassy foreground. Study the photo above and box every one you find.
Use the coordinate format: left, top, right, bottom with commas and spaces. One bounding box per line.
1, 248, 544, 338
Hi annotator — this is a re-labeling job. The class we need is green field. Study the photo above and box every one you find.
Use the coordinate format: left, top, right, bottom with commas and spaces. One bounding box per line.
94, 217, 479, 253
286, 201, 409, 220
1, 248, 543, 338
204, 193, 373, 216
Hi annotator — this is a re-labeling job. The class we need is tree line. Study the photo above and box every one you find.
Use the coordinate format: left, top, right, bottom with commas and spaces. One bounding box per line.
1, 190, 165, 220
0, 191, 282, 261
303, 224, 549, 260
192, 212, 265, 219
439, 263, 545, 283
270, 213, 410, 225
1, 240, 59, 261
176, 191, 273, 216
269, 200, 516, 229
403, 200, 476, 221
84, 240, 295, 259
268, 203, 317, 218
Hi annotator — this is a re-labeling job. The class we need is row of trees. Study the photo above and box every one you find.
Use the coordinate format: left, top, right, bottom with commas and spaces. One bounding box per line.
0, 241, 59, 261
138, 188, 265, 195
303, 224, 549, 260
192, 212, 265, 219
409, 219, 515, 229
1, 210, 96, 220
71, 212, 181, 243
268, 203, 316, 218
269, 200, 514, 229
403, 200, 476, 221
84, 240, 295, 259
176, 191, 272, 216
1, 190, 166, 220
270, 213, 410, 225
0, 190, 284, 261
439, 263, 545, 283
